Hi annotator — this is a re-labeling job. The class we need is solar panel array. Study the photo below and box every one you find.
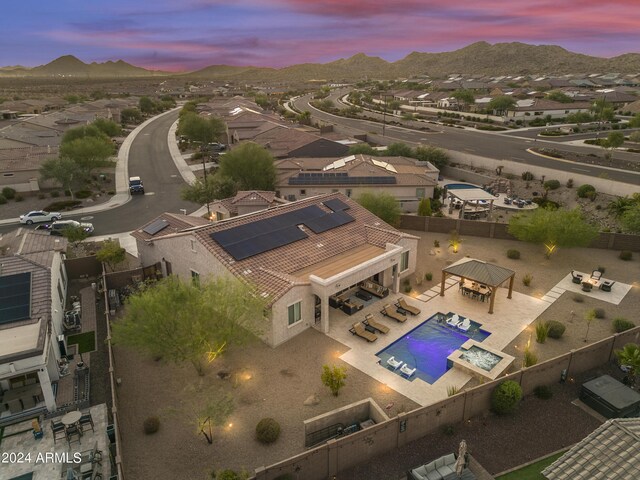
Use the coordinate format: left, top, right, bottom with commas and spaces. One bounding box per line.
288, 172, 396, 185
0, 272, 32, 325
211, 199, 354, 260
143, 219, 169, 236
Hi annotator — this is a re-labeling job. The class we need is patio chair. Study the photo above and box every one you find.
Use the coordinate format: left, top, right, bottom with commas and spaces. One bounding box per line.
581, 281, 592, 292
66, 424, 82, 446
600, 280, 615, 292
591, 270, 602, 281
446, 314, 461, 328
386, 356, 403, 370
571, 271, 583, 284
400, 364, 417, 378
79, 413, 95, 433
349, 322, 378, 342
381, 304, 407, 323
395, 298, 421, 316
363, 314, 389, 334
458, 318, 471, 332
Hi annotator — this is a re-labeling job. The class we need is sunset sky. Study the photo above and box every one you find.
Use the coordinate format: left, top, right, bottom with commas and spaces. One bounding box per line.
2, 0, 639, 71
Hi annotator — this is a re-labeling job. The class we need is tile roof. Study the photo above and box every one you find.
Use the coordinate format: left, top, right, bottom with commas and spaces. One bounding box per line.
0, 228, 67, 266
542, 418, 640, 480
232, 190, 276, 205
443, 258, 515, 286
131, 212, 211, 242
0, 146, 60, 172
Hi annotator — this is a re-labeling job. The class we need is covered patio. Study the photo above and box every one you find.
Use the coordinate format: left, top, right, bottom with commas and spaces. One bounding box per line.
440, 259, 515, 314
445, 187, 497, 220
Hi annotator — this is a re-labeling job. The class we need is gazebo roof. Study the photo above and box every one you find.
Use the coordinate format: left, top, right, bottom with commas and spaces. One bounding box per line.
443, 259, 515, 286
446, 189, 496, 202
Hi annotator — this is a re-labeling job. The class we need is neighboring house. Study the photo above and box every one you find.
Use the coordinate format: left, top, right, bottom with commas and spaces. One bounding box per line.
275, 154, 438, 212
252, 125, 349, 158
0, 230, 68, 421
437, 97, 459, 109
542, 417, 640, 480
210, 190, 288, 221
0, 146, 59, 192
506, 99, 593, 119
133, 193, 419, 347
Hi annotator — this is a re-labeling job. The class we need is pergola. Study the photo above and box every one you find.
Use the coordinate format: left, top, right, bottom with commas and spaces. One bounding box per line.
440, 258, 515, 314
445, 187, 497, 219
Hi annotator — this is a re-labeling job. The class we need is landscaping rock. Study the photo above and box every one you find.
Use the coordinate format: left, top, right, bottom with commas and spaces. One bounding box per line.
303, 394, 320, 406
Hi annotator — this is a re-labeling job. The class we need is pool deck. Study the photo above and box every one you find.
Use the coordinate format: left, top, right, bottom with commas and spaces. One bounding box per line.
328, 279, 550, 406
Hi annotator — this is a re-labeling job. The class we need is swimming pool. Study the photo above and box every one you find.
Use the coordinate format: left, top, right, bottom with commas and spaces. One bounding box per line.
376, 312, 490, 384
444, 182, 482, 190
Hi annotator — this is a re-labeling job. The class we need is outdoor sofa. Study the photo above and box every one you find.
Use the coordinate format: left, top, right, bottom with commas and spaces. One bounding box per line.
409, 453, 458, 480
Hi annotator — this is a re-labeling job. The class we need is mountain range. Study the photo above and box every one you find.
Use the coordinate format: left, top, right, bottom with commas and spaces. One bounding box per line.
2, 42, 640, 81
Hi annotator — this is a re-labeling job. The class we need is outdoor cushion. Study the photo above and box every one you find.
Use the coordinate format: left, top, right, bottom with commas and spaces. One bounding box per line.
435, 457, 445, 468
425, 462, 437, 472
443, 453, 456, 465
425, 469, 443, 480
437, 464, 455, 477
413, 466, 428, 476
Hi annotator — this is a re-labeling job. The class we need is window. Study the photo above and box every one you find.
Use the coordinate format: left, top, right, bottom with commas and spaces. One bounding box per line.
190, 270, 200, 286
416, 188, 425, 198
190, 239, 196, 252
300, 189, 306, 195
400, 251, 409, 272
345, 189, 352, 197
288, 301, 302, 326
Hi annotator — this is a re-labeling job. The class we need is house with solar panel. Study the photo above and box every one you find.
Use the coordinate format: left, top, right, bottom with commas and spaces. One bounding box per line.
275, 154, 439, 212
133, 193, 418, 346
0, 230, 68, 421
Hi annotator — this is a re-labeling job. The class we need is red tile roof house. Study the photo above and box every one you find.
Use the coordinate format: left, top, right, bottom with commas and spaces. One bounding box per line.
0, 230, 69, 423
132, 194, 419, 347
209, 190, 289, 221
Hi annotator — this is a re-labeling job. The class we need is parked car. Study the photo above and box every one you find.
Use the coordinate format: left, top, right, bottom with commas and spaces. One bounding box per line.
129, 176, 145, 194
49, 220, 94, 236
19, 210, 62, 225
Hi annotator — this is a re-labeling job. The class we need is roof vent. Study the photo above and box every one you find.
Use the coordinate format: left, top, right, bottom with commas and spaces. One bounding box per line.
243, 269, 252, 275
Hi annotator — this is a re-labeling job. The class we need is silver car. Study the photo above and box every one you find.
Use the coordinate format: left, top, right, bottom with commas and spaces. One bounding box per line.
50, 220, 94, 236
19, 210, 62, 225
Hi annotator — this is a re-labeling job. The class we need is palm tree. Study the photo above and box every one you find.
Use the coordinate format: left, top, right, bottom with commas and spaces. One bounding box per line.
607, 197, 634, 217
615, 343, 640, 387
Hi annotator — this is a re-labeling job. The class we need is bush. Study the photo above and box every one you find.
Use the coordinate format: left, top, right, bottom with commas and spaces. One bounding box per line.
521, 171, 534, 181
577, 184, 596, 198
143, 416, 160, 434
523, 348, 538, 367
50, 191, 60, 198
534, 385, 553, 400
15, 194, 24, 202
255, 418, 281, 444
38, 193, 46, 199
506, 249, 520, 259
613, 318, 635, 333
547, 320, 566, 339
594, 308, 605, 319
433, 240, 440, 248
572, 294, 584, 303
543, 179, 561, 190
619, 251, 633, 261
442, 425, 455, 436
491, 380, 522, 415
75, 190, 92, 199
404, 285, 412, 293
522, 273, 532, 287
566, 178, 574, 188
213, 469, 244, 480
535, 321, 549, 343
2, 187, 16, 199
0, 194, 6, 205
44, 200, 82, 211
425, 272, 433, 281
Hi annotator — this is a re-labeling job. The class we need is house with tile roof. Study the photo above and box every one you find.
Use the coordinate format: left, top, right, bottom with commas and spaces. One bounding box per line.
0, 146, 59, 191
0, 229, 68, 421
132, 193, 419, 346
209, 190, 289, 221
275, 154, 438, 212
506, 99, 593, 120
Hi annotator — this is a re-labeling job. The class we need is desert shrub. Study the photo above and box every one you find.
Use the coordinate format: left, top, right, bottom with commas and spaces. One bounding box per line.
597, 266, 605, 274
535, 321, 549, 343
523, 348, 538, 367
44, 200, 82, 211
507, 249, 520, 259
15, 194, 24, 202
433, 240, 440, 248
213, 469, 246, 480
256, 418, 281, 444
442, 425, 455, 435
522, 273, 532, 286
534, 385, 553, 400
619, 251, 633, 261
544, 179, 561, 190
547, 320, 566, 339
491, 380, 522, 415
38, 193, 46, 199
75, 190, 92, 199
404, 285, 412, 293
566, 178, 574, 188
0, 194, 6, 205
402, 278, 410, 286
577, 184, 596, 198
2, 187, 16, 199
425, 272, 433, 281
572, 294, 584, 303
613, 318, 635, 333
521, 171, 534, 181
594, 308, 605, 319
143, 416, 160, 434
50, 191, 60, 198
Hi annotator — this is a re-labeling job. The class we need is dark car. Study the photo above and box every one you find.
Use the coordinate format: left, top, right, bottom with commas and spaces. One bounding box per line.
129, 176, 145, 194
49, 220, 94, 236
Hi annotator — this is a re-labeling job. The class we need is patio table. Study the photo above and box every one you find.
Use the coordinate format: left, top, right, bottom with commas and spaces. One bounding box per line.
61, 411, 82, 427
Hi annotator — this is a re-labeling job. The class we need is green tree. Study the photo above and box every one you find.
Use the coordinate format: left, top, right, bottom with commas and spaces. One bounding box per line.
217, 142, 276, 191
139, 96, 156, 114
96, 239, 127, 272
355, 191, 401, 227
491, 380, 522, 415
40, 157, 85, 200
603, 131, 625, 159
621, 204, 640, 233
177, 112, 226, 146
488, 96, 516, 115
181, 175, 237, 216
62, 225, 90, 247
565, 112, 593, 125
628, 114, 640, 128
112, 276, 267, 375
60, 136, 115, 171
92, 118, 122, 137
508, 207, 598, 257
591, 98, 615, 128
451, 89, 475, 111
630, 131, 640, 143
385, 142, 413, 157
417, 198, 432, 216
296, 110, 311, 125
196, 392, 235, 444
607, 196, 635, 217
179, 101, 198, 118
61, 125, 110, 145
413, 145, 449, 170
321, 364, 347, 397
348, 144, 376, 155
615, 343, 640, 387
546, 91, 573, 103
121, 107, 143, 124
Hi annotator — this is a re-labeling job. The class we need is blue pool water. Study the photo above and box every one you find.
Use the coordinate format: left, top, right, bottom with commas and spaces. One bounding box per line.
377, 312, 490, 384
444, 183, 481, 190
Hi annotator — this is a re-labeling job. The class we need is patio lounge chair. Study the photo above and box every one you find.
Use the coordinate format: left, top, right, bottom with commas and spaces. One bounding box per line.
591, 270, 602, 281
363, 314, 390, 334
381, 304, 407, 323
386, 356, 403, 370
79, 413, 94, 433
600, 280, 615, 292
446, 314, 461, 328
395, 298, 421, 316
349, 322, 378, 342
458, 318, 471, 332
571, 271, 583, 284
400, 364, 417, 378
582, 281, 592, 292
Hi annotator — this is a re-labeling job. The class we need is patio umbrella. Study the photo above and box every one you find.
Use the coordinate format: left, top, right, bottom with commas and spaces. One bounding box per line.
455, 439, 467, 476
